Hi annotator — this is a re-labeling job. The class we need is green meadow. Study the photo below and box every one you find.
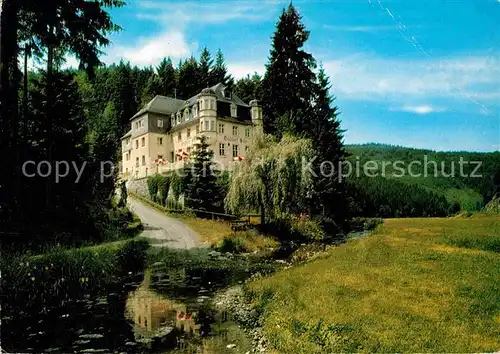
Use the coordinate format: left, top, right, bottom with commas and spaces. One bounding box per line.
246, 215, 500, 353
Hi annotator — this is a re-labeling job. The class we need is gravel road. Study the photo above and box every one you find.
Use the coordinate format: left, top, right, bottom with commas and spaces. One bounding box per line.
127, 197, 200, 249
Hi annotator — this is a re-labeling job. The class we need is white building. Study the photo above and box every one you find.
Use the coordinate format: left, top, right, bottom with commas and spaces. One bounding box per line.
121, 83, 263, 179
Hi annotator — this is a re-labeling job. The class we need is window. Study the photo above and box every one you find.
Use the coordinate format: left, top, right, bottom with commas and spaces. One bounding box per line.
218, 123, 225, 134
141, 137, 145, 147
199, 122, 203, 132
171, 114, 175, 126
233, 144, 239, 157
184, 109, 189, 121
177, 112, 181, 124
204, 120, 209, 131
135, 157, 139, 167
210, 121, 215, 132
157, 119, 163, 128
170, 151, 174, 162
219, 143, 225, 156
187, 128, 191, 138
245, 127, 251, 137
232, 126, 238, 136
178, 132, 181, 141
157, 137, 163, 145
230, 104, 237, 117
245, 146, 249, 152
135, 140, 139, 149
196, 125, 199, 134
142, 155, 146, 166
193, 105, 198, 117
141, 119, 145, 127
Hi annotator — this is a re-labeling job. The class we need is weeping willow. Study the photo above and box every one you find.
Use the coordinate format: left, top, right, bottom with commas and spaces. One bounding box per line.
225, 134, 316, 224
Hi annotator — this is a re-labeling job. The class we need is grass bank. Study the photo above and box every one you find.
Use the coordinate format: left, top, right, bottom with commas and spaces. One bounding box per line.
246, 215, 500, 353
1, 239, 150, 313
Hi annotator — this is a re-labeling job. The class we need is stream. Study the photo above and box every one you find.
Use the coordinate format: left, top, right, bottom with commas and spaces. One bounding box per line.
2, 256, 262, 354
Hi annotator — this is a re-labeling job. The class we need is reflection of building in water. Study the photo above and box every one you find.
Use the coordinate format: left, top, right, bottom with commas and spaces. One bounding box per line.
125, 284, 200, 340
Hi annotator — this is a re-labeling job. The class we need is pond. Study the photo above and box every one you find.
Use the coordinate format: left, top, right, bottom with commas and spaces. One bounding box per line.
1, 255, 262, 353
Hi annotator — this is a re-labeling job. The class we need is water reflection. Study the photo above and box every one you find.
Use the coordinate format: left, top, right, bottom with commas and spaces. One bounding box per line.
126, 281, 200, 339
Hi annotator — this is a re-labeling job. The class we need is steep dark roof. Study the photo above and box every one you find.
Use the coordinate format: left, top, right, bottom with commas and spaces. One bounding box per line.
130, 95, 187, 120
121, 130, 132, 139
184, 83, 250, 108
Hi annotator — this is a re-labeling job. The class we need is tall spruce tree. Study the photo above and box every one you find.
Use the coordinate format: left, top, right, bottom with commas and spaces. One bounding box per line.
177, 56, 200, 99
156, 57, 176, 96
262, 3, 317, 136
211, 49, 233, 87
184, 135, 219, 212
198, 47, 214, 89
309, 65, 348, 225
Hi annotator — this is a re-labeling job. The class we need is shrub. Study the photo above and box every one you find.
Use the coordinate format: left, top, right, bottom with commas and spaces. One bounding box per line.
170, 173, 184, 201
115, 238, 150, 275
147, 174, 162, 202
289, 216, 325, 241
349, 217, 383, 232
158, 175, 171, 206
217, 236, 247, 253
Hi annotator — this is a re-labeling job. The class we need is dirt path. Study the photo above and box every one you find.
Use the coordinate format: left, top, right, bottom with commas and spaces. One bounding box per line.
128, 197, 200, 249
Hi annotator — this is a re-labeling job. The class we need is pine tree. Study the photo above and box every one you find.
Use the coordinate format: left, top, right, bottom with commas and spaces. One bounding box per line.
309, 64, 347, 223
262, 4, 317, 136
184, 135, 219, 212
177, 56, 200, 99
211, 49, 233, 87
234, 72, 263, 104
198, 47, 214, 89
156, 57, 176, 96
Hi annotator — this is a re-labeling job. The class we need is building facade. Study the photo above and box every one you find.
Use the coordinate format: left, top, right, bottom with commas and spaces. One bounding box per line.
120, 83, 263, 180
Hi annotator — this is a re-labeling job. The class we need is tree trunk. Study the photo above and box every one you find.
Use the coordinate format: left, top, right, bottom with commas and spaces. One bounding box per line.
22, 43, 29, 139
0, 0, 20, 221
45, 23, 54, 208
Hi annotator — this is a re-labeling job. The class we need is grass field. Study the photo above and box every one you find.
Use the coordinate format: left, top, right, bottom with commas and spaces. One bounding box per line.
178, 215, 278, 252
246, 215, 500, 353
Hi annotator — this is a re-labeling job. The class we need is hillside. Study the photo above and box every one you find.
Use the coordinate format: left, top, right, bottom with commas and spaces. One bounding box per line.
345, 144, 500, 213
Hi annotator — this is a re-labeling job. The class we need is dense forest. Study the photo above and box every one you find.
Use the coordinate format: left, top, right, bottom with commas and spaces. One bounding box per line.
1, 1, 498, 252
345, 144, 500, 217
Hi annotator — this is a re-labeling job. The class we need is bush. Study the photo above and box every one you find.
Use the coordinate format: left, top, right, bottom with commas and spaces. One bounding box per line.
147, 174, 163, 202
263, 215, 325, 242
217, 236, 247, 253
289, 216, 325, 241
349, 217, 383, 232
115, 238, 150, 275
158, 175, 171, 206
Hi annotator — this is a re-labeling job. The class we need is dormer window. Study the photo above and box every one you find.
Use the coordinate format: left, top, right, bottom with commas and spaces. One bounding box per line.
184, 108, 189, 121
193, 105, 198, 117
222, 89, 231, 99
176, 112, 181, 124
230, 103, 237, 118
171, 114, 175, 126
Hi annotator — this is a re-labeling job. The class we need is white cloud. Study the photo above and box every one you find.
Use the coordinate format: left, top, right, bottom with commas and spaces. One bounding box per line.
392, 105, 447, 114
322, 54, 500, 105
102, 0, 282, 68
323, 25, 397, 32
105, 31, 194, 67
137, 0, 281, 28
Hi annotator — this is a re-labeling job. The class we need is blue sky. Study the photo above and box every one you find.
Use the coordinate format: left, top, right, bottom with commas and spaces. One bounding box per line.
66, 0, 500, 152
